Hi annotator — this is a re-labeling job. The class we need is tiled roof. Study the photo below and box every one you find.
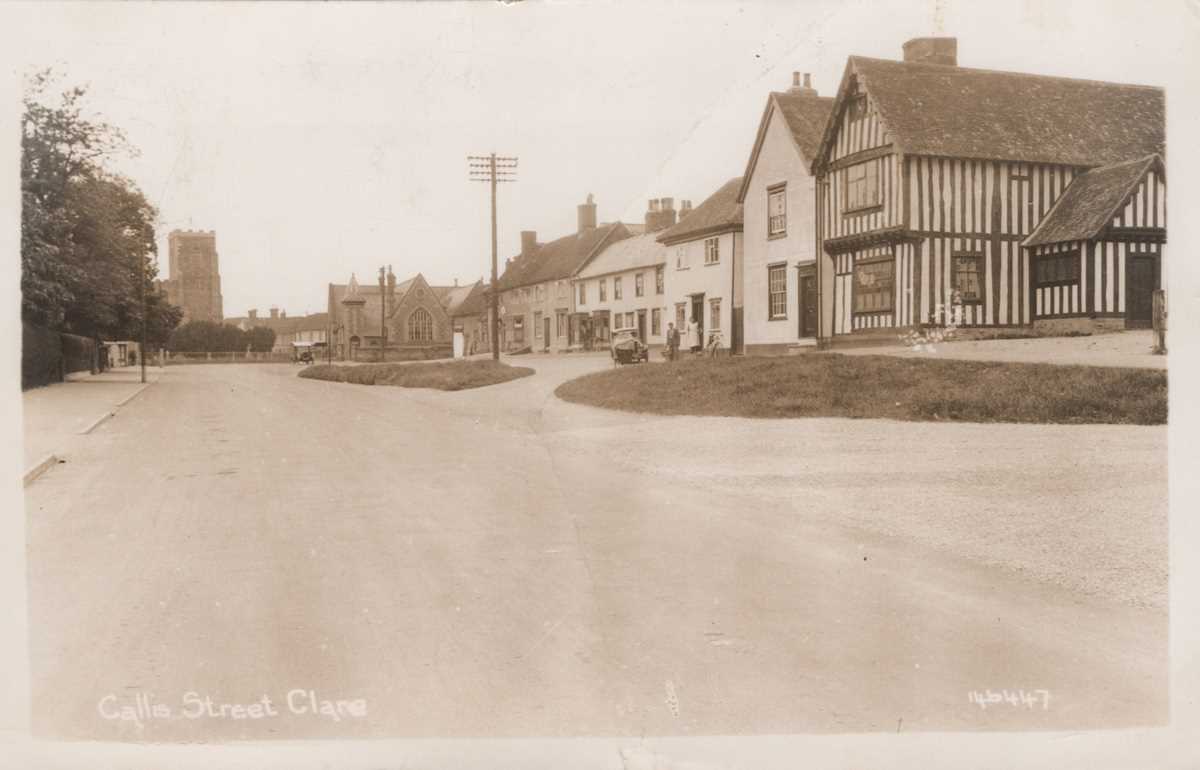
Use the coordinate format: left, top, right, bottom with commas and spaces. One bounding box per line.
657, 177, 743, 244
576, 231, 668, 279
822, 56, 1164, 168
450, 284, 489, 317
772, 91, 836, 163
737, 91, 833, 202
441, 283, 478, 316
1024, 155, 1162, 247
495, 222, 629, 290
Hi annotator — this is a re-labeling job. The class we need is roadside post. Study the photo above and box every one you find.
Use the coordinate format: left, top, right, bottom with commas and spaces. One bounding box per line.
1152, 290, 1166, 354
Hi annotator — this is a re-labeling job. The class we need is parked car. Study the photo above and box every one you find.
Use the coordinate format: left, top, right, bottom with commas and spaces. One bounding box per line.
610, 328, 648, 364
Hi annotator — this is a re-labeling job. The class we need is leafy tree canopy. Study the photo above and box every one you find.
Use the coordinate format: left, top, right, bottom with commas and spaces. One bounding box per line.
21, 70, 182, 344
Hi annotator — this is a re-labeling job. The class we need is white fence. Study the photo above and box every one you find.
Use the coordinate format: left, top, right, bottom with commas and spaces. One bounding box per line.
162, 351, 298, 364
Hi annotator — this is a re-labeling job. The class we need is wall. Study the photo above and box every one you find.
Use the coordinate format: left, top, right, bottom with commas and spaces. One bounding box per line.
743, 103, 818, 350
664, 230, 739, 349
500, 279, 574, 352
573, 263, 669, 346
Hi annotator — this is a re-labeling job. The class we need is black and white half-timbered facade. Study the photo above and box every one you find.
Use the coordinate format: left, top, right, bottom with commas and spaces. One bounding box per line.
810, 37, 1165, 342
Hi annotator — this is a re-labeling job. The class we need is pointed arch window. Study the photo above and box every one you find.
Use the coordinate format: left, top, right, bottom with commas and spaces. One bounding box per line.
408, 307, 434, 342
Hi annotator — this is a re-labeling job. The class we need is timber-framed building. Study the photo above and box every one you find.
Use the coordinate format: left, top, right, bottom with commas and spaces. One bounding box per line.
810, 37, 1165, 343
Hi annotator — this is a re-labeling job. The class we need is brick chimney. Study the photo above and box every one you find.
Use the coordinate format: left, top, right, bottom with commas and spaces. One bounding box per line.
248, 309, 257, 320
521, 230, 538, 257
788, 71, 818, 96
280, 309, 287, 319
644, 197, 678, 233
902, 37, 957, 66
270, 307, 279, 319
679, 200, 693, 220
577, 193, 597, 233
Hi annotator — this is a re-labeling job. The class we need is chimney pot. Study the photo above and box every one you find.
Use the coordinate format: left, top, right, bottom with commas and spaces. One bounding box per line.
521, 230, 538, 257
803, 73, 811, 88
577, 194, 597, 233
270, 307, 279, 319
902, 36, 957, 66
793, 71, 801, 87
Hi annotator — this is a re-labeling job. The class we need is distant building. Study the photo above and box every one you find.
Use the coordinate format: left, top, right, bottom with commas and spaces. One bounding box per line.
226, 307, 330, 353
572, 197, 680, 349
327, 270, 480, 360
492, 194, 632, 353
161, 229, 224, 323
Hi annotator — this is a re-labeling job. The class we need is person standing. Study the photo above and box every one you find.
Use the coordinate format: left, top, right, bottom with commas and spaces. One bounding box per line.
666, 322, 679, 361
687, 317, 701, 354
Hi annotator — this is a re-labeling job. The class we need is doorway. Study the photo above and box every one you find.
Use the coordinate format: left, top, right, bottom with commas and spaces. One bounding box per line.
543, 316, 551, 351
799, 274, 818, 338
1125, 253, 1158, 328
636, 309, 647, 344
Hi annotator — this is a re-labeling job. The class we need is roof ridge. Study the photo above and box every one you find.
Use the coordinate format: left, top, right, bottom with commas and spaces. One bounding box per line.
849, 55, 1164, 91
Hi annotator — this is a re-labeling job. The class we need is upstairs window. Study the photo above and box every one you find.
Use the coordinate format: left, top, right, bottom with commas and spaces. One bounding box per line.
845, 160, 881, 212
768, 185, 787, 237
599, 279, 607, 302
614, 276, 623, 300
704, 237, 719, 265
635, 272, 645, 297
655, 265, 665, 294
578, 282, 586, 305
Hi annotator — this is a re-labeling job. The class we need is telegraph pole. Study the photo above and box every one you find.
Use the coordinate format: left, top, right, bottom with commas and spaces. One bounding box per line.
378, 267, 387, 362
139, 253, 147, 384
469, 153, 517, 361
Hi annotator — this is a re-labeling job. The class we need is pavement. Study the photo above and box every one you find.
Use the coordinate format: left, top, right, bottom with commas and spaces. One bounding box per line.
23, 355, 1166, 741
837, 329, 1167, 369
21, 366, 162, 483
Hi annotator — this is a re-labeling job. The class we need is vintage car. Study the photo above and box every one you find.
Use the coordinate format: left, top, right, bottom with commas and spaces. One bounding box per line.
292, 342, 316, 364
610, 328, 648, 364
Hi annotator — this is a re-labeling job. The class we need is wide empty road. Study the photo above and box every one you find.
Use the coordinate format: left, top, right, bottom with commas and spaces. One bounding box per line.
26, 358, 1167, 741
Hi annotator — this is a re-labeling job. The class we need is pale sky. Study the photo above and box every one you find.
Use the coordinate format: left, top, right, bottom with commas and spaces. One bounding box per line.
4, 0, 1196, 319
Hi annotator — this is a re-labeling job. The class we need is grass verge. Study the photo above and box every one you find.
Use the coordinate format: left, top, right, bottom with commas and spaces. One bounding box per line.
299, 360, 534, 391
554, 354, 1166, 424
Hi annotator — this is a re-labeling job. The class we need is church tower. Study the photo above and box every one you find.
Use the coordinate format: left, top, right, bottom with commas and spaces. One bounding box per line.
163, 229, 224, 323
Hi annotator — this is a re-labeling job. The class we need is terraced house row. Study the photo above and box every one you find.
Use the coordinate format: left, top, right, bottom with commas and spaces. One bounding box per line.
487, 36, 1165, 355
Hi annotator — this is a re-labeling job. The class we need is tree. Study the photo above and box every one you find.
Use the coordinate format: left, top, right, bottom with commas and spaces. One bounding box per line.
246, 326, 277, 353
21, 70, 180, 342
167, 321, 250, 353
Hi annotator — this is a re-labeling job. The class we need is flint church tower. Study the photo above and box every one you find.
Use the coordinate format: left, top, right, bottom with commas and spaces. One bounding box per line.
163, 229, 224, 323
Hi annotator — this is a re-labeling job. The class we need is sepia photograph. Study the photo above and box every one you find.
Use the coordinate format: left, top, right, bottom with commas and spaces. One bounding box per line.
1, 1, 1198, 768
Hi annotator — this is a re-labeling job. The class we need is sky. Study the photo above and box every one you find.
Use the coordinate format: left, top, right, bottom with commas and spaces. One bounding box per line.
3, 0, 1196, 319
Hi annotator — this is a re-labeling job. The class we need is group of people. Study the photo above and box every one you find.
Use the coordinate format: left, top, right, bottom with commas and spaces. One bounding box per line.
665, 318, 720, 360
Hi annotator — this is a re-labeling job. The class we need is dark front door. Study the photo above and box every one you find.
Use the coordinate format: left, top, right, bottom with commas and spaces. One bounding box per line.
543, 316, 551, 350
636, 310, 647, 344
691, 295, 704, 344
800, 275, 818, 338
1126, 255, 1158, 328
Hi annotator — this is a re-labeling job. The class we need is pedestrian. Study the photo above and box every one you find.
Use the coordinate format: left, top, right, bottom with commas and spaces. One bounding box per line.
687, 317, 701, 354
667, 322, 681, 361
